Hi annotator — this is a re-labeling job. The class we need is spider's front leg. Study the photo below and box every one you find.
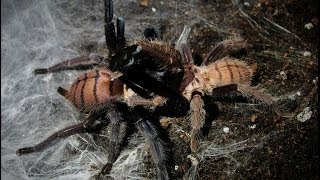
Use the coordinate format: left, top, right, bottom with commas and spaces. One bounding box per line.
33, 54, 104, 75
176, 44, 206, 152
189, 93, 206, 152
104, 0, 125, 54
32, 0, 126, 75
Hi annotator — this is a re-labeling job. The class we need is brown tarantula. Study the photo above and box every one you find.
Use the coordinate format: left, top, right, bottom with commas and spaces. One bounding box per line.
16, 0, 276, 179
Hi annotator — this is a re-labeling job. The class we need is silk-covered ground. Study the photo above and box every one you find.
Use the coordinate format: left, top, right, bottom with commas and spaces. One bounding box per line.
1, 0, 318, 179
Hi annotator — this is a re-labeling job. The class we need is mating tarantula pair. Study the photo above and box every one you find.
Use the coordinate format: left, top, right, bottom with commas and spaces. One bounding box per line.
16, 0, 275, 179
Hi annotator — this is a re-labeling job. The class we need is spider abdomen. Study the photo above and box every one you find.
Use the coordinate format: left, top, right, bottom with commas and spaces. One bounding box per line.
182, 57, 255, 100
63, 68, 123, 113
204, 57, 254, 89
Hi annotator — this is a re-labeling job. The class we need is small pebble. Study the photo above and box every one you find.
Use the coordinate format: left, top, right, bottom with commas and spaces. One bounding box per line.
280, 71, 287, 80
223, 127, 230, 133
174, 165, 179, 171
251, 114, 258, 122
244, 2, 250, 7
152, 7, 157, 12
304, 23, 313, 30
249, 124, 256, 129
303, 51, 311, 57
297, 107, 312, 122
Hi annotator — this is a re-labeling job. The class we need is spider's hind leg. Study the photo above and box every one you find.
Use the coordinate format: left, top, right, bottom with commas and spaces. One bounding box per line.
210, 84, 276, 105
16, 123, 86, 155
202, 39, 249, 66
237, 84, 276, 105
57, 87, 68, 97
99, 104, 127, 175
16, 113, 100, 156
136, 112, 171, 180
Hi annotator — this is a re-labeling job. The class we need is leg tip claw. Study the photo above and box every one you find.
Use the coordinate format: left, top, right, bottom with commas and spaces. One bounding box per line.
33, 68, 48, 75
16, 147, 34, 156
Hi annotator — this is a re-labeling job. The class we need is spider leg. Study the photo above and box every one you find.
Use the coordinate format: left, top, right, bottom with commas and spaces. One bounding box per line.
104, 0, 126, 54
237, 84, 276, 105
100, 105, 126, 175
136, 115, 170, 180
15, 112, 100, 156
116, 17, 126, 50
143, 27, 160, 40
121, 74, 190, 119
33, 55, 103, 75
202, 39, 248, 66
209, 84, 275, 105
16, 123, 85, 155
177, 43, 194, 65
120, 72, 190, 117
104, 0, 117, 54
189, 93, 206, 152
126, 95, 166, 108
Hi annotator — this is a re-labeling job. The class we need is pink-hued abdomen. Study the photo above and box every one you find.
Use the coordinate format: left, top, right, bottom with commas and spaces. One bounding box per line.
65, 68, 123, 113
182, 57, 255, 100
205, 57, 254, 88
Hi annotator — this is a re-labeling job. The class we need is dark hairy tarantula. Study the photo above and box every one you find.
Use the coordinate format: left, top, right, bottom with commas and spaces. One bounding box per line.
16, 0, 276, 179
17, 0, 189, 179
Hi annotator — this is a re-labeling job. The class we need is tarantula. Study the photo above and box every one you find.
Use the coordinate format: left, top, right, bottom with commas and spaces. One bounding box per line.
16, 0, 276, 179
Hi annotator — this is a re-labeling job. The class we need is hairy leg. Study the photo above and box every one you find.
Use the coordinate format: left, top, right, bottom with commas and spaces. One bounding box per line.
202, 39, 248, 66
137, 117, 170, 180
126, 95, 167, 108
99, 105, 126, 175
116, 17, 126, 50
189, 93, 206, 152
16, 112, 100, 156
104, 0, 126, 54
33, 54, 103, 74
237, 84, 276, 105
177, 43, 194, 65
143, 27, 160, 40
16, 123, 86, 155
104, 0, 117, 54
209, 84, 275, 105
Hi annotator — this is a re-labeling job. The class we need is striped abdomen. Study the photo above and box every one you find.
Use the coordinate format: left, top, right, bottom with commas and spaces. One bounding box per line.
61, 68, 123, 113
205, 57, 255, 88
182, 57, 255, 100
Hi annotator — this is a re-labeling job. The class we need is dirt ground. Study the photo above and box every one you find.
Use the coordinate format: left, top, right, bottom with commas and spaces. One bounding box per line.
129, 0, 318, 179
